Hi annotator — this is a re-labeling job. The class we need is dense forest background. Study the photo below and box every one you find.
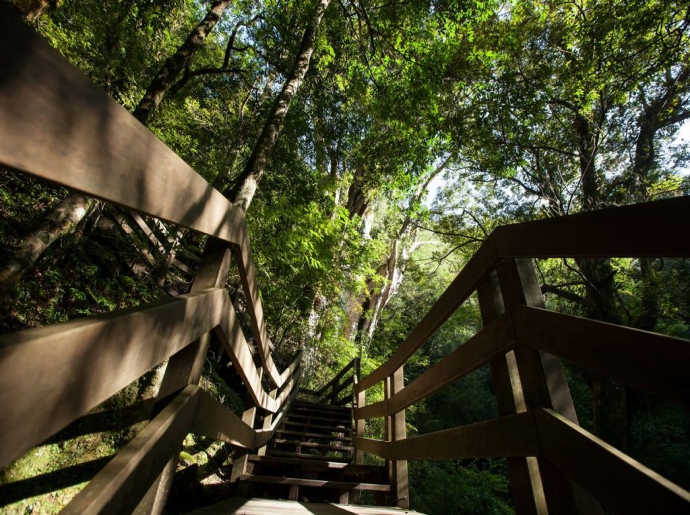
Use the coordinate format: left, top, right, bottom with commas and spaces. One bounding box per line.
1, 0, 689, 513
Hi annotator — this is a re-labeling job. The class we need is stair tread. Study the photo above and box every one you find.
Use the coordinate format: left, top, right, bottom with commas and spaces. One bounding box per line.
269, 450, 352, 462
240, 474, 390, 491
277, 429, 352, 442
247, 455, 384, 473
274, 439, 353, 451
293, 401, 350, 412
282, 420, 352, 432
288, 413, 351, 423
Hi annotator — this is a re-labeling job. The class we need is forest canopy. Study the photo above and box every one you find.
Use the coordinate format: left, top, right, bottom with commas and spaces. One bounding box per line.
1, 0, 689, 513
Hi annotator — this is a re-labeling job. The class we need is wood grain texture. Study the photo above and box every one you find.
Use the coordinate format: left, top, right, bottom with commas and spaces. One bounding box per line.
513, 304, 690, 405
535, 409, 690, 514
62, 386, 200, 515
0, 9, 245, 245
493, 196, 690, 258
0, 287, 226, 469
192, 390, 255, 448
354, 412, 540, 461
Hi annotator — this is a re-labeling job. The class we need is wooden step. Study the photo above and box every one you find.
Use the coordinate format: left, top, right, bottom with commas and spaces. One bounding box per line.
239, 474, 390, 492
282, 420, 352, 432
277, 429, 352, 442
269, 450, 352, 462
293, 401, 350, 413
274, 439, 353, 452
287, 413, 351, 424
184, 497, 423, 514
247, 455, 385, 474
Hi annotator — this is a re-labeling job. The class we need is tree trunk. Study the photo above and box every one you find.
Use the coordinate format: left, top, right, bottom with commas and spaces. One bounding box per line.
351, 156, 452, 346
132, 0, 233, 125
0, 3, 229, 299
227, 0, 332, 211
0, 194, 95, 298
9, 0, 58, 21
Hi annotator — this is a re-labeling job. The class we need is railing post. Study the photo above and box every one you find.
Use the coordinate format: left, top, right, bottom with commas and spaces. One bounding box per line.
134, 238, 232, 514
496, 258, 603, 515
389, 366, 409, 509
478, 271, 547, 515
231, 389, 261, 497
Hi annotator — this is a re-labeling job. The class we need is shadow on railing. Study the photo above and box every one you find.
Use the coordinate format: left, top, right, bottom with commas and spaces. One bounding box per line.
352, 196, 690, 512
0, 8, 302, 514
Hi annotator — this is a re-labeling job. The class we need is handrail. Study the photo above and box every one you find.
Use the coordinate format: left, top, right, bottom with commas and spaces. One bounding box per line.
353, 197, 690, 512
358, 196, 690, 392
0, 8, 303, 511
299, 358, 359, 406
0, 9, 284, 389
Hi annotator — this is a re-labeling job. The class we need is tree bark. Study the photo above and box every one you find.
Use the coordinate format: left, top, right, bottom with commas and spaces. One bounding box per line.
9, 0, 58, 21
227, 0, 332, 211
351, 156, 452, 346
0, 194, 95, 298
132, 0, 233, 125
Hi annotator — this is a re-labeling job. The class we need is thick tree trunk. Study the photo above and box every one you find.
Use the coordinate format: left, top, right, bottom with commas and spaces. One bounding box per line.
350, 156, 452, 346
0, 194, 95, 298
227, 0, 332, 211
132, 0, 232, 125
9, 0, 58, 21
0, 3, 229, 299
574, 111, 629, 449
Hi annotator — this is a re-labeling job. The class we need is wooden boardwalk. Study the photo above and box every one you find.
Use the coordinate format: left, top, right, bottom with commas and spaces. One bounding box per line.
185, 498, 423, 515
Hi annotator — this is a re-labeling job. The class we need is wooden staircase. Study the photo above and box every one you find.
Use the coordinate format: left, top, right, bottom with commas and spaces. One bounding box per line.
237, 400, 389, 504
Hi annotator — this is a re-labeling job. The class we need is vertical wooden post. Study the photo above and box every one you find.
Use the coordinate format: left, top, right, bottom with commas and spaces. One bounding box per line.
257, 388, 277, 457
350, 358, 364, 504
134, 238, 232, 514
389, 366, 409, 509
478, 272, 547, 515
231, 392, 260, 497
496, 258, 603, 515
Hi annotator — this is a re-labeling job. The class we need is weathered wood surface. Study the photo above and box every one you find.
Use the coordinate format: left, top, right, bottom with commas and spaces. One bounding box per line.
477, 275, 546, 515
0, 9, 245, 246
63, 386, 200, 515
493, 196, 690, 259
0, 287, 225, 469
184, 497, 422, 514
513, 305, 690, 405
535, 409, 690, 513
354, 412, 539, 461
239, 475, 391, 491
192, 390, 255, 448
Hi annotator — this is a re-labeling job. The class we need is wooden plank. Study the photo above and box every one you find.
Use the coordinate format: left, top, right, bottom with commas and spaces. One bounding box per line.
513, 305, 690, 405
276, 430, 352, 442
389, 367, 409, 508
329, 374, 354, 401
214, 303, 279, 413
0, 9, 246, 246
192, 390, 255, 448
497, 259, 601, 515
0, 287, 226, 469
62, 386, 200, 514
186, 497, 419, 514
357, 240, 497, 392
477, 274, 547, 515
534, 409, 690, 513
274, 440, 353, 452
317, 359, 356, 396
254, 381, 301, 448
493, 197, 690, 259
354, 412, 540, 461
232, 242, 282, 387
388, 313, 515, 416
239, 475, 390, 491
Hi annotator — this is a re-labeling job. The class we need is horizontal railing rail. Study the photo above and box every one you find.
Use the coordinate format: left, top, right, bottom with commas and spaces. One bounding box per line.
353, 196, 690, 512
299, 358, 359, 406
0, 8, 302, 512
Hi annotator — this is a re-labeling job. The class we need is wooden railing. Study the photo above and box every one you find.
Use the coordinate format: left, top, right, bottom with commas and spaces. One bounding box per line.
352, 197, 690, 512
300, 358, 360, 406
0, 9, 301, 514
